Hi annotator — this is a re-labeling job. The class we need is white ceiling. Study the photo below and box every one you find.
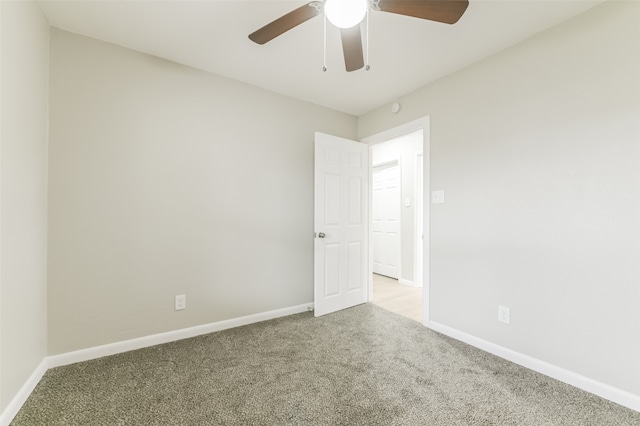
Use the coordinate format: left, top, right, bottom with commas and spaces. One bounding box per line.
38, 0, 605, 116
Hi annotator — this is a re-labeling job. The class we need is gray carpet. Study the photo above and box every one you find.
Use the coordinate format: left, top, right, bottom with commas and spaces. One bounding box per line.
12, 304, 640, 425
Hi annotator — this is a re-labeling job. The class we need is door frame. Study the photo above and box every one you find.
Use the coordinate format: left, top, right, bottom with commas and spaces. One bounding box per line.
416, 153, 424, 291
361, 116, 430, 325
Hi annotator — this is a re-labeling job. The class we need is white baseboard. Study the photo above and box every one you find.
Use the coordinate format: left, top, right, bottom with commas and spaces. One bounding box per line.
7, 305, 636, 425
49, 302, 314, 368
0, 358, 48, 426
427, 320, 640, 413
2, 303, 313, 424
398, 278, 420, 288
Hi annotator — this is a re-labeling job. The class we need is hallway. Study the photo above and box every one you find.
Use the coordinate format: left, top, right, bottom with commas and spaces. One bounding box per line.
371, 273, 423, 323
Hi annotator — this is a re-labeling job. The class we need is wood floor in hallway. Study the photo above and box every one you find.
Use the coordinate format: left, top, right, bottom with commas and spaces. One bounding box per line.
371, 273, 423, 323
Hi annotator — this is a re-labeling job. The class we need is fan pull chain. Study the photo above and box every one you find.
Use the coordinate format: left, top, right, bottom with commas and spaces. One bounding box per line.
365, 9, 370, 71
323, 12, 327, 72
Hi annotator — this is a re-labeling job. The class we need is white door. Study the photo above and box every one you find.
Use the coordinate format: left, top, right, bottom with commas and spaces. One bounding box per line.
314, 132, 368, 317
372, 163, 400, 278
416, 153, 424, 287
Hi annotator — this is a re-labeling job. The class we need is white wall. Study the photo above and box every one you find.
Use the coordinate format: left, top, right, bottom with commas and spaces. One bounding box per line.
359, 0, 640, 399
371, 130, 423, 285
0, 0, 49, 413
48, 29, 357, 355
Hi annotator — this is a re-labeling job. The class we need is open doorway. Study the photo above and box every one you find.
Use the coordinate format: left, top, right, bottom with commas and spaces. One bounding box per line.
371, 273, 423, 322
362, 118, 430, 324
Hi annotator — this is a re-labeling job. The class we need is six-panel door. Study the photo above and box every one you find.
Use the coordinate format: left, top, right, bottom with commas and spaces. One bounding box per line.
314, 132, 368, 317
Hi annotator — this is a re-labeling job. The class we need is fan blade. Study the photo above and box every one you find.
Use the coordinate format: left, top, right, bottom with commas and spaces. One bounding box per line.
249, 3, 321, 44
341, 26, 364, 72
377, 0, 469, 24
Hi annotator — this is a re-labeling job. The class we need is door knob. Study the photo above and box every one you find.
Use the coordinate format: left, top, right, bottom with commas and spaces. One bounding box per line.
318, 232, 326, 239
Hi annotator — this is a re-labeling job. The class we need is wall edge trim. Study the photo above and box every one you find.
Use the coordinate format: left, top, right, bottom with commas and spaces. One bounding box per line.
0, 359, 48, 426
398, 278, 419, 288
48, 302, 314, 368
427, 320, 640, 413
1, 303, 313, 424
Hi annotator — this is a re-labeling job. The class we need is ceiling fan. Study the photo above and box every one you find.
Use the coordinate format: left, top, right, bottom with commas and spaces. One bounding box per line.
249, 0, 469, 72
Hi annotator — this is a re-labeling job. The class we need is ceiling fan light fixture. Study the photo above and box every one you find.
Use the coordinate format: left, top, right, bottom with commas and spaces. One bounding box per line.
325, 0, 367, 29
249, 0, 470, 72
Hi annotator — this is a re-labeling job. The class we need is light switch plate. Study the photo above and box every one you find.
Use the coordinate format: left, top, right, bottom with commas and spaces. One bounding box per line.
432, 190, 445, 204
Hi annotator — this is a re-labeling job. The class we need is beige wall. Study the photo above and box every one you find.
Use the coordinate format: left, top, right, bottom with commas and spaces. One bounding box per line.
360, 0, 640, 396
3, 0, 638, 415
0, 1, 49, 413
48, 29, 357, 355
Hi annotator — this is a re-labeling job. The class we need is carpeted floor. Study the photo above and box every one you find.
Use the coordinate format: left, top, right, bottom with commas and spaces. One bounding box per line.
12, 304, 640, 425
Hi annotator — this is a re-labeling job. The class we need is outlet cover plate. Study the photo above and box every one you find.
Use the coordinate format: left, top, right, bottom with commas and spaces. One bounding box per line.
498, 305, 510, 324
175, 294, 186, 311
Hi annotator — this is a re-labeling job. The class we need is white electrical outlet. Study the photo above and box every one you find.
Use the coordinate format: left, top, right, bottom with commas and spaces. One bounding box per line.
175, 294, 186, 311
498, 305, 510, 324
431, 190, 445, 204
